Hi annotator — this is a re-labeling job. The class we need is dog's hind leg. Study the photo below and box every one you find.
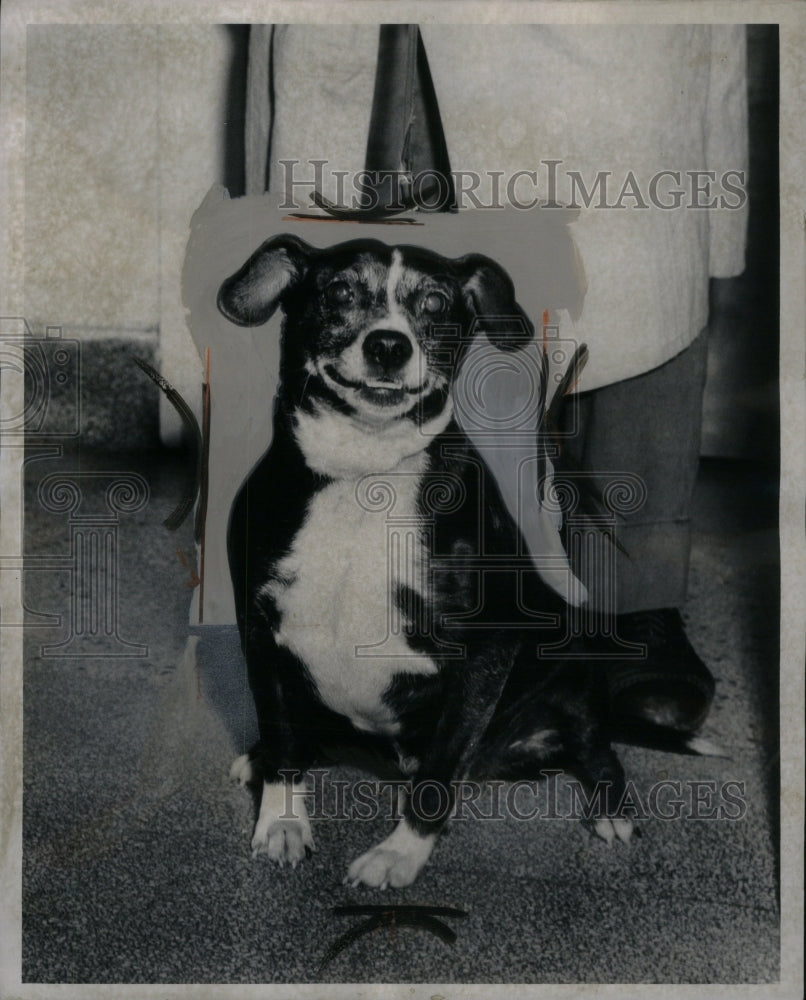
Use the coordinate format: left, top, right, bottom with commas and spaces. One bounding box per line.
229, 742, 262, 786
479, 684, 635, 845
568, 741, 634, 846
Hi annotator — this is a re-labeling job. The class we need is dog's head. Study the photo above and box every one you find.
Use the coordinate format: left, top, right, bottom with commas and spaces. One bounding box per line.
218, 236, 533, 430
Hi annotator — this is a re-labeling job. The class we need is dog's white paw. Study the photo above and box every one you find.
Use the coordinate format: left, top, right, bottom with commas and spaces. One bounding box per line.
251, 819, 314, 867
251, 780, 314, 868
229, 754, 254, 785
345, 819, 436, 889
593, 816, 634, 846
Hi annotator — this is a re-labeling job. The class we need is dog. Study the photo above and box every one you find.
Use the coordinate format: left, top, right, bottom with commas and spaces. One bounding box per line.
218, 235, 633, 889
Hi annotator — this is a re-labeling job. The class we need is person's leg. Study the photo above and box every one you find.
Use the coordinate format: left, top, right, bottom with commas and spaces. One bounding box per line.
561, 329, 714, 731
565, 329, 709, 613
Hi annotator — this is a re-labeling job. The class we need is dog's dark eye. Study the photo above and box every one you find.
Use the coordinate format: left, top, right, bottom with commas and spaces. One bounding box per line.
326, 281, 353, 306
423, 291, 448, 315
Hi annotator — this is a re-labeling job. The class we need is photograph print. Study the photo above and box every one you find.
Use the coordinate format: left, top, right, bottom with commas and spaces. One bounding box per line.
2, 4, 802, 994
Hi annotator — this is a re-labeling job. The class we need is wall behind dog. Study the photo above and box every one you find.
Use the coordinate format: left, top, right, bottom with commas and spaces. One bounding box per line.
23, 24, 239, 448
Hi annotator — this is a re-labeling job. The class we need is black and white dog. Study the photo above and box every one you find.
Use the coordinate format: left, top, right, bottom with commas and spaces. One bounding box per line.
218, 235, 632, 889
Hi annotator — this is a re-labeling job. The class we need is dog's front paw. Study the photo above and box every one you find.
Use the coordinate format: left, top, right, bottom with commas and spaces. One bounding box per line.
593, 816, 634, 846
251, 780, 315, 868
252, 818, 314, 867
345, 819, 436, 889
345, 846, 419, 889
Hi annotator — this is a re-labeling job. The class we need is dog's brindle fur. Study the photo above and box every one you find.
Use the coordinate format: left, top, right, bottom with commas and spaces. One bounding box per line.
219, 235, 632, 889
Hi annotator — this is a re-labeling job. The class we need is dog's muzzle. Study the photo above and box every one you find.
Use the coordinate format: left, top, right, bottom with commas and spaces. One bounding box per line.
362, 329, 414, 376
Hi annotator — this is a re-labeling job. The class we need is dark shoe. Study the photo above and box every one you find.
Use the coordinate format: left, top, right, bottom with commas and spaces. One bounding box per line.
605, 608, 715, 733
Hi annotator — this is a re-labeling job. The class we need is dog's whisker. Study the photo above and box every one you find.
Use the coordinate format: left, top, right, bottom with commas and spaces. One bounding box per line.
299, 371, 314, 404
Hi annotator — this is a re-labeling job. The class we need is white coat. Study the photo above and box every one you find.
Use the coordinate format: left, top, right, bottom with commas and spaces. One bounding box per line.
254, 23, 748, 391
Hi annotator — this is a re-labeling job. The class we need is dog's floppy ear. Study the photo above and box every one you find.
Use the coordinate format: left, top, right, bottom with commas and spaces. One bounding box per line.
218, 235, 314, 326
455, 253, 534, 351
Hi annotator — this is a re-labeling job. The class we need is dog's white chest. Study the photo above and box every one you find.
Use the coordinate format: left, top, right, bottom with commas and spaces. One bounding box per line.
268, 463, 436, 734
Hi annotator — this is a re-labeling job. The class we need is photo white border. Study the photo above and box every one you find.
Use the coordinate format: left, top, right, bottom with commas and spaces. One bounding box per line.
1, 2, 803, 998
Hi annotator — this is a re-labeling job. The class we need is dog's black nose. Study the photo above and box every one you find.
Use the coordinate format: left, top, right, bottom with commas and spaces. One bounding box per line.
362, 330, 413, 372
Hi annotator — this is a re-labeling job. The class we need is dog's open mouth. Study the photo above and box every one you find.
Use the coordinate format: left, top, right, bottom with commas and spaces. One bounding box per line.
322, 363, 425, 407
